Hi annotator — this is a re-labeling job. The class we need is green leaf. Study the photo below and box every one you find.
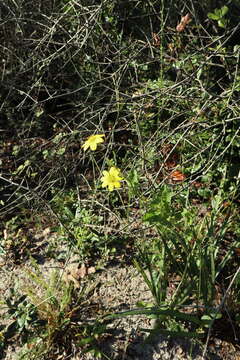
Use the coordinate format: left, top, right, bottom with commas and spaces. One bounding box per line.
126, 169, 140, 197
77, 336, 95, 346
201, 312, 222, 327
142, 327, 205, 339
218, 19, 227, 28
207, 6, 228, 27
207, 12, 219, 20
220, 6, 228, 17
56, 147, 66, 156
35, 107, 44, 118
105, 307, 203, 326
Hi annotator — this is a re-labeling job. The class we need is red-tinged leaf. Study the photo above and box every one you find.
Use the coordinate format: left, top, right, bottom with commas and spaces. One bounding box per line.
192, 181, 202, 188
169, 170, 185, 182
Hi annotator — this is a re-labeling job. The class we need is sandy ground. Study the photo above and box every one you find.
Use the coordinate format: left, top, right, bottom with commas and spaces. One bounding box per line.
1, 230, 240, 360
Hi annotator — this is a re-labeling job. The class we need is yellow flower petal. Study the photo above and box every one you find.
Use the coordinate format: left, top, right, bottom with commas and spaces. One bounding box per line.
82, 134, 105, 151
100, 166, 123, 191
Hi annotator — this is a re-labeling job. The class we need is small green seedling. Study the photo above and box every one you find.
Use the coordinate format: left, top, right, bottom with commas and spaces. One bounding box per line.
208, 6, 229, 28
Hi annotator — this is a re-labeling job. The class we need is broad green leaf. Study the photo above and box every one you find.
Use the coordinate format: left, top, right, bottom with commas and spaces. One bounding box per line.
207, 12, 219, 20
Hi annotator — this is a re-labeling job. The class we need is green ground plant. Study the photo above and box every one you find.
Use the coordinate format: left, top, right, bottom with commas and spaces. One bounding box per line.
1, 261, 107, 359
106, 180, 240, 340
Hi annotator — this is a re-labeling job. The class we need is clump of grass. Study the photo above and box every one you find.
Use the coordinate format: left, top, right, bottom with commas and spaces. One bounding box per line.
2, 260, 107, 359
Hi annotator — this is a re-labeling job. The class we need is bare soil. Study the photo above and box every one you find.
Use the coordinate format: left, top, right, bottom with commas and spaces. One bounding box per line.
0, 230, 240, 360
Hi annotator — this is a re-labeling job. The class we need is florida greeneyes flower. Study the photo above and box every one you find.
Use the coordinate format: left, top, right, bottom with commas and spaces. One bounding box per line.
82, 134, 105, 151
100, 166, 123, 191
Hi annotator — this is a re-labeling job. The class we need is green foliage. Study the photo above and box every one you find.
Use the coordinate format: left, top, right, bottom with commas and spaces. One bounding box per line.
1, 0, 240, 357
2, 261, 107, 359
126, 169, 140, 200
107, 179, 240, 339
208, 6, 229, 28
49, 190, 115, 263
4, 289, 38, 334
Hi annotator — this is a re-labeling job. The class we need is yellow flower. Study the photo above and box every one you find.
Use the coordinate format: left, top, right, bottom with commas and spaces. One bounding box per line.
82, 134, 105, 151
100, 166, 123, 191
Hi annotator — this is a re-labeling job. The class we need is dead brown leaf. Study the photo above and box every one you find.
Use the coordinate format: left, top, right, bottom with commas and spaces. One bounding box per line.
176, 13, 191, 32
152, 32, 161, 46
63, 263, 96, 289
